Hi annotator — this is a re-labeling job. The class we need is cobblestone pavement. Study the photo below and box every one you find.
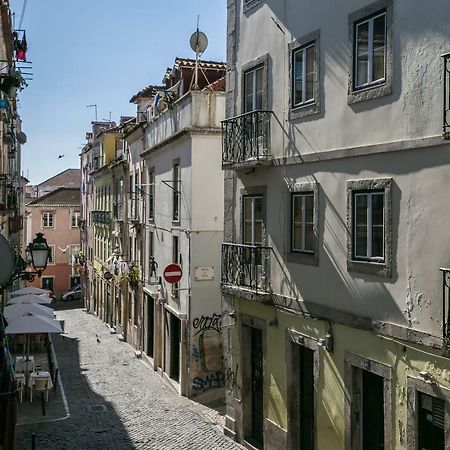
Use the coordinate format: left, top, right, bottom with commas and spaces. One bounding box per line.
16, 302, 243, 450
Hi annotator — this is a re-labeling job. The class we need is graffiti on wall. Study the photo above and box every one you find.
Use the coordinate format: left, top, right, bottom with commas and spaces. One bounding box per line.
191, 313, 223, 392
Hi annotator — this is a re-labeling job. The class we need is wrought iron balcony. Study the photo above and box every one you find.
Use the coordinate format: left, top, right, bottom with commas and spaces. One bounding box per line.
222, 110, 272, 166
443, 53, 450, 139
91, 210, 111, 226
221, 243, 271, 294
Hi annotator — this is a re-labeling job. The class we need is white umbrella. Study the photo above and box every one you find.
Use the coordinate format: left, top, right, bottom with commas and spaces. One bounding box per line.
11, 287, 50, 297
4, 303, 54, 321
5, 313, 62, 379
8, 293, 52, 305
5, 313, 62, 335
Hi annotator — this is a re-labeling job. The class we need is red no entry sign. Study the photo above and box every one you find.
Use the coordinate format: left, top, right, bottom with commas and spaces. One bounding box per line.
163, 263, 182, 284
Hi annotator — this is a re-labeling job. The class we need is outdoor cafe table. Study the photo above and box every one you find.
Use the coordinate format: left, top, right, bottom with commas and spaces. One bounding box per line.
15, 355, 35, 373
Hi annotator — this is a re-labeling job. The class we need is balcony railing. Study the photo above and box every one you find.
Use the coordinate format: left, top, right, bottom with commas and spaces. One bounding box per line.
221, 243, 271, 294
443, 53, 450, 139
222, 110, 272, 165
91, 210, 111, 226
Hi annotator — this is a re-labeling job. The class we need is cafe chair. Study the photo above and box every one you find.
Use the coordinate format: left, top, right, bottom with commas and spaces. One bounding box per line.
30, 378, 50, 403
14, 373, 25, 402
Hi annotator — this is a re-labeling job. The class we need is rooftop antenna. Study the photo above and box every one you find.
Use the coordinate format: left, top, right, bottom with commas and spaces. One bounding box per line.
189, 15, 208, 90
86, 104, 98, 122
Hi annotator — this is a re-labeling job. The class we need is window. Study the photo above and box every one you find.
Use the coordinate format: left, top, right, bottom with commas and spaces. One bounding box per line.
293, 44, 315, 106
292, 192, 314, 253
42, 212, 54, 228
348, 0, 392, 104
71, 211, 81, 228
407, 377, 450, 450
243, 196, 263, 246
244, 65, 263, 113
41, 276, 54, 291
347, 178, 392, 277
345, 353, 392, 450
148, 169, 154, 222
172, 162, 180, 222
353, 191, 384, 261
354, 12, 386, 89
47, 245, 55, 265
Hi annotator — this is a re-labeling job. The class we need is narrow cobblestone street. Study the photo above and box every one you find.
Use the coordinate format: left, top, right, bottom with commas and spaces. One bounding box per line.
15, 302, 242, 450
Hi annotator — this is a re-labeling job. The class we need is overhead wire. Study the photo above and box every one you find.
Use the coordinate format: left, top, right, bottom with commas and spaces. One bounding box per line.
18, 0, 28, 30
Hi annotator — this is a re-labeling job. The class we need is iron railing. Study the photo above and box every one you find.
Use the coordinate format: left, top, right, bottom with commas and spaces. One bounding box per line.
221, 243, 271, 293
222, 110, 272, 165
440, 268, 450, 340
443, 53, 450, 139
91, 210, 111, 226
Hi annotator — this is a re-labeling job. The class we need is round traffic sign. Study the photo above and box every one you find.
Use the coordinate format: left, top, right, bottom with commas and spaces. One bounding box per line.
163, 263, 182, 284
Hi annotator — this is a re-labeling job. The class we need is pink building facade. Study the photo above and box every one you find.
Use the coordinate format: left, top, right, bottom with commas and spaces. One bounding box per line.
26, 187, 81, 297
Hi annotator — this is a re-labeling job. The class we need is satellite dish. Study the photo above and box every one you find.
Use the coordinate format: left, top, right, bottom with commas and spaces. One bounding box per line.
190, 30, 208, 54
17, 131, 27, 144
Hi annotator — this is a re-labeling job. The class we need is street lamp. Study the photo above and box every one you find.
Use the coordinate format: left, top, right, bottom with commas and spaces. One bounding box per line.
26, 232, 50, 274
9, 233, 50, 284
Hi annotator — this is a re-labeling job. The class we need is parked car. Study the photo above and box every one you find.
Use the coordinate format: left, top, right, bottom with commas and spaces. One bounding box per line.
61, 285, 82, 301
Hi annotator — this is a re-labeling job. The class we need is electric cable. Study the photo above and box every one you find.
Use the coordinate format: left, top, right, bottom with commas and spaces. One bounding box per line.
18, 0, 28, 30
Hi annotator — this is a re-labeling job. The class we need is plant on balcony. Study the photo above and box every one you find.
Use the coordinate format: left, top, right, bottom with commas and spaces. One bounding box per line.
120, 264, 140, 288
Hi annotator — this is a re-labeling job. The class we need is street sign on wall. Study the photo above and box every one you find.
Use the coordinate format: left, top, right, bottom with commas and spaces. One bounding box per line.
163, 264, 182, 284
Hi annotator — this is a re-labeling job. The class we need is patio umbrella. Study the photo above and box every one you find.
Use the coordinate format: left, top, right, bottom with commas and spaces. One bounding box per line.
4, 304, 54, 321
7, 294, 52, 306
5, 314, 62, 335
10, 287, 50, 297
5, 314, 63, 379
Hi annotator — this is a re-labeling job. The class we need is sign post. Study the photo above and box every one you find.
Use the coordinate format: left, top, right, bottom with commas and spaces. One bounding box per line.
163, 264, 182, 284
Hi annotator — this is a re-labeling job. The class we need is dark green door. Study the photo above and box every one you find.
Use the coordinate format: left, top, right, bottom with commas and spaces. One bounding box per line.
418, 393, 445, 450
299, 345, 314, 449
251, 327, 264, 447
362, 370, 384, 450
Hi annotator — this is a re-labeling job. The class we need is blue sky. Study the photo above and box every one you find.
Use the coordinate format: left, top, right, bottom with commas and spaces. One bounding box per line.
10, 0, 227, 184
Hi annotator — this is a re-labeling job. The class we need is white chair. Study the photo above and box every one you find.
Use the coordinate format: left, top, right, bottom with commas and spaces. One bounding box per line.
30, 378, 50, 403
14, 373, 25, 402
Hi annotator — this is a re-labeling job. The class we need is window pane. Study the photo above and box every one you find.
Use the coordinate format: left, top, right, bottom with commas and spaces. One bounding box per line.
305, 45, 315, 101
254, 222, 263, 245
294, 50, 303, 105
373, 14, 386, 81
244, 198, 252, 220
254, 197, 263, 221
371, 193, 384, 226
255, 67, 264, 110
293, 222, 302, 250
355, 194, 368, 257
305, 223, 314, 252
245, 71, 254, 112
244, 221, 252, 245
356, 21, 369, 86
293, 196, 301, 221
304, 194, 314, 223
372, 225, 384, 258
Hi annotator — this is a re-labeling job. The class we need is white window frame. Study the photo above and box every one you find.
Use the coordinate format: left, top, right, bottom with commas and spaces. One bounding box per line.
243, 195, 263, 246
71, 211, 81, 228
42, 212, 54, 228
243, 65, 264, 113
354, 11, 387, 89
291, 192, 314, 253
353, 191, 384, 261
292, 43, 315, 107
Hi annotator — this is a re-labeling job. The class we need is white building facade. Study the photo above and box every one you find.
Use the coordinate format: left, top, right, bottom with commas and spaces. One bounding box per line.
222, 1, 450, 449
